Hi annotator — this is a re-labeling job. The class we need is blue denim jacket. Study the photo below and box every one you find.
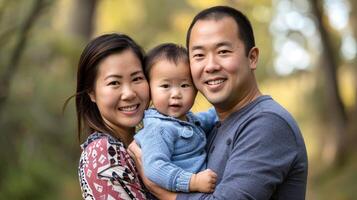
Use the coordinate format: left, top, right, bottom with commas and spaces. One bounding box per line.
134, 108, 217, 192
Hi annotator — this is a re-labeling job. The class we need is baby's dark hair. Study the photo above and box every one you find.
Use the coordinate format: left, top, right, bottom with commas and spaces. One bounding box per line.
144, 43, 189, 80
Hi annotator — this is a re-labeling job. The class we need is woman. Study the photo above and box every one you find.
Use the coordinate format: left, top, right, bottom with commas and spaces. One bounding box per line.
73, 33, 151, 199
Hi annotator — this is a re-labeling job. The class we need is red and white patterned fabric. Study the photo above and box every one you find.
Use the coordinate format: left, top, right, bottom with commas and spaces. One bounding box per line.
79, 132, 153, 200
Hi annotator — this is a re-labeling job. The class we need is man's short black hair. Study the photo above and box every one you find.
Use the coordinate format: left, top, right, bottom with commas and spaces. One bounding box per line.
186, 5, 255, 56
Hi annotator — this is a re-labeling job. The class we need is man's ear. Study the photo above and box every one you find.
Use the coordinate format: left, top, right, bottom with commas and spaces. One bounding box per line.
88, 91, 96, 103
248, 47, 259, 70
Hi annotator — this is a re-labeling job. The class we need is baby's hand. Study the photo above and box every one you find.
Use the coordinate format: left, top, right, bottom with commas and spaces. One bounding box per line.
189, 169, 217, 193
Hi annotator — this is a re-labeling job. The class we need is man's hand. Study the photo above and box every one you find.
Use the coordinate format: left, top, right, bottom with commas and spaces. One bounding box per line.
190, 169, 217, 193
127, 141, 177, 200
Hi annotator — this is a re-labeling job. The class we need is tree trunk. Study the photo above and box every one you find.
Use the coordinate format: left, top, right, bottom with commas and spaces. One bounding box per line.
349, 0, 357, 116
310, 0, 348, 167
347, 0, 357, 151
0, 0, 49, 115
67, 0, 97, 40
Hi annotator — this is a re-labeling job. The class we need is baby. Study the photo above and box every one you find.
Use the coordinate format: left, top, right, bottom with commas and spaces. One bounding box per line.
134, 43, 218, 193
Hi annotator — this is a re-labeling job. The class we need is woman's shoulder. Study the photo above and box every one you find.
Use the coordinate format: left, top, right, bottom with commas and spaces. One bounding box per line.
78, 132, 152, 199
81, 132, 124, 150
79, 132, 128, 168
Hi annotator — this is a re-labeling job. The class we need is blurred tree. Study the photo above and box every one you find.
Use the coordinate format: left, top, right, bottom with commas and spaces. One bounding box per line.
349, 0, 357, 116
67, 0, 97, 41
310, 0, 357, 167
347, 0, 357, 154
0, 0, 49, 115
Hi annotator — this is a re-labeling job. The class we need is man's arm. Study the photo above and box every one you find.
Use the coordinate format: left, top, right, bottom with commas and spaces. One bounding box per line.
195, 107, 218, 133
177, 113, 304, 200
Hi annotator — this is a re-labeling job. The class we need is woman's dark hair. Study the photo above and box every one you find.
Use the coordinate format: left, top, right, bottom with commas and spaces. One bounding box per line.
186, 5, 255, 56
144, 43, 188, 81
64, 33, 145, 142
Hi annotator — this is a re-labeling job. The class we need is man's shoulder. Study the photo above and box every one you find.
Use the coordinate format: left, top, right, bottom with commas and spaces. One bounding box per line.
247, 96, 299, 129
225, 95, 289, 125
241, 96, 306, 149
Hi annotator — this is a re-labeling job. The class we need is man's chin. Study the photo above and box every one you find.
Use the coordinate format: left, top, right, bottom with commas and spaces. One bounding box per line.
205, 95, 226, 106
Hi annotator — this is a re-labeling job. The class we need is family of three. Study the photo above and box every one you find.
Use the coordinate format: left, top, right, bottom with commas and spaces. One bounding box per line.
73, 5, 308, 200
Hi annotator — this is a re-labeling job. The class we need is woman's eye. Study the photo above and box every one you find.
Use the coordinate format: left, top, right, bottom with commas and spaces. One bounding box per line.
133, 76, 144, 82
108, 81, 120, 86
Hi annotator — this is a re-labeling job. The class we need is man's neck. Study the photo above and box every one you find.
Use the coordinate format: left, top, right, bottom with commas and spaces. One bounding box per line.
216, 88, 262, 121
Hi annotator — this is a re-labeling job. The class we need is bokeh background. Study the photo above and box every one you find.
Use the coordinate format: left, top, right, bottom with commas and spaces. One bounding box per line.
0, 0, 356, 199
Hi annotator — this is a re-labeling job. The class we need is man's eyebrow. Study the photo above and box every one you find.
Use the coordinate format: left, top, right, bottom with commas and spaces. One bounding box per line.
190, 45, 204, 51
216, 41, 233, 48
190, 42, 233, 51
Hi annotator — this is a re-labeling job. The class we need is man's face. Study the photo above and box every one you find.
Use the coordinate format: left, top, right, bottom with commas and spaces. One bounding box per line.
188, 16, 258, 111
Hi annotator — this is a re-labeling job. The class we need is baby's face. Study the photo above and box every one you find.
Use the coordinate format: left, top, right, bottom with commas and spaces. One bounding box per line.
149, 60, 197, 120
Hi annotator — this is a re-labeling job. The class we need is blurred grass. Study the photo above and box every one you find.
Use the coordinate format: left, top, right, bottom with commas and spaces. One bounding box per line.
309, 152, 357, 200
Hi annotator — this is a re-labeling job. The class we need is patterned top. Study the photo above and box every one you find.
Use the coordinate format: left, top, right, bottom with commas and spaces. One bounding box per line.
78, 132, 153, 200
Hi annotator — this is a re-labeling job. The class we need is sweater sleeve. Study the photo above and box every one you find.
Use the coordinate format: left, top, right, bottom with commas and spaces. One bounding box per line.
195, 107, 218, 134
136, 126, 193, 192
177, 112, 305, 200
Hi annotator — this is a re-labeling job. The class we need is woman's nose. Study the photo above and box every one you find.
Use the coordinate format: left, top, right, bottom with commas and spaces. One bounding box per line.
121, 85, 136, 100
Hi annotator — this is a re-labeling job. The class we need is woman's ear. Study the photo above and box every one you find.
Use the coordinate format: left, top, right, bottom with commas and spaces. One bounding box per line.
248, 47, 259, 70
88, 91, 96, 103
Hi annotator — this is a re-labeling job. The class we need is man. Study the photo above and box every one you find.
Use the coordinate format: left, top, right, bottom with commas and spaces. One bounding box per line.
130, 5, 308, 200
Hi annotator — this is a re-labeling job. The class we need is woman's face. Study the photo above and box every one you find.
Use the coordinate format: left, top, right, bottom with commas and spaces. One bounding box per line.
89, 49, 149, 135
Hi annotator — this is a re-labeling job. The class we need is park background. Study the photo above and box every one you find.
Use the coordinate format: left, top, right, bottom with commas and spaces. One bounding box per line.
0, 0, 357, 199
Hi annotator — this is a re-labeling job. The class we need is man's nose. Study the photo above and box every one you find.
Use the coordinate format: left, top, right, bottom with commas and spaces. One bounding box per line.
205, 54, 220, 73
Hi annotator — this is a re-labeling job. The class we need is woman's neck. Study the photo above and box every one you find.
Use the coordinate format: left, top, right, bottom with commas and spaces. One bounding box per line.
112, 127, 135, 147
102, 118, 135, 147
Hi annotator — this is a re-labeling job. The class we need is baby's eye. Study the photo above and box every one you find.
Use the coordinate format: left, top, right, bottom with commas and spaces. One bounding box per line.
181, 83, 190, 88
160, 84, 170, 88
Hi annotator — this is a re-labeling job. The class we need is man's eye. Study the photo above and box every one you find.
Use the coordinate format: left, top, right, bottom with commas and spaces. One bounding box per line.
218, 50, 231, 54
193, 53, 204, 58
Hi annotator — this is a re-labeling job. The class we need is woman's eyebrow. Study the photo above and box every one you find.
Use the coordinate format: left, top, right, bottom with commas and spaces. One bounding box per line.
131, 70, 144, 76
104, 74, 122, 80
